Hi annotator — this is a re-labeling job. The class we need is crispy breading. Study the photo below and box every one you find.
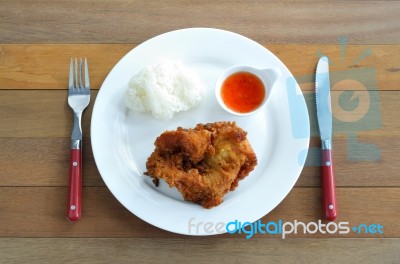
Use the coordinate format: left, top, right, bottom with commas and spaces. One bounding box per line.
145, 121, 257, 208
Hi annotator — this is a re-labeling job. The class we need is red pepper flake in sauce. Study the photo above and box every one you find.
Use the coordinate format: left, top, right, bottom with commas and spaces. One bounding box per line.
221, 71, 266, 113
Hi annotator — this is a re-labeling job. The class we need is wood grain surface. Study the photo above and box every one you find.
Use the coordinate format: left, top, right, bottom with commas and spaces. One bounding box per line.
0, 238, 399, 264
1, 1, 399, 263
1, 44, 399, 90
0, 90, 399, 187
1, 1, 400, 44
0, 187, 398, 238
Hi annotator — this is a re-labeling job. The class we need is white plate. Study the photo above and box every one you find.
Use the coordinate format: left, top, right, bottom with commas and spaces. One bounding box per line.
91, 28, 310, 235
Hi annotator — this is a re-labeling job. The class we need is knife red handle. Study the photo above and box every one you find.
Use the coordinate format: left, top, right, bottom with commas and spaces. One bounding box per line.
322, 149, 337, 221
67, 148, 82, 221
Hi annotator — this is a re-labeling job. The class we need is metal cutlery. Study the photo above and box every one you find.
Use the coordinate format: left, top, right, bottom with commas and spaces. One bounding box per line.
67, 58, 90, 221
315, 56, 337, 221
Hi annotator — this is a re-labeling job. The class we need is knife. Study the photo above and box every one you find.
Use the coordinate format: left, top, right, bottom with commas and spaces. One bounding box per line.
315, 56, 337, 221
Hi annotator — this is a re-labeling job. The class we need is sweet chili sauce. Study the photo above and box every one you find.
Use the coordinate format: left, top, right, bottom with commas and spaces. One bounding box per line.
221, 71, 266, 113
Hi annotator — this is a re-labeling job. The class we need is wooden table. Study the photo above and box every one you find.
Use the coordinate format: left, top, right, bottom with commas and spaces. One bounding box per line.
1, 1, 399, 263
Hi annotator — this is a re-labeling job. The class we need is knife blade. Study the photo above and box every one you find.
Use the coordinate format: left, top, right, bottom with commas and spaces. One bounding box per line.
315, 56, 338, 221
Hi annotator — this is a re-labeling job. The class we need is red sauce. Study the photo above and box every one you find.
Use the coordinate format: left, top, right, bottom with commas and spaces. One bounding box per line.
221, 71, 266, 113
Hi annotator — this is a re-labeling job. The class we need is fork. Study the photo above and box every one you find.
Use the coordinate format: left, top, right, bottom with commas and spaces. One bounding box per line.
67, 58, 90, 221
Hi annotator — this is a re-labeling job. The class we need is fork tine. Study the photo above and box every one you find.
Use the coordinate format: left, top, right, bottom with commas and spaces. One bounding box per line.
79, 58, 84, 91
74, 58, 79, 91
68, 58, 90, 95
69, 58, 74, 93
84, 58, 90, 92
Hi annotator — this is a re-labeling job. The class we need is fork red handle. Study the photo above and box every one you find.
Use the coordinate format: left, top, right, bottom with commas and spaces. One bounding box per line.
67, 148, 82, 221
321, 149, 337, 221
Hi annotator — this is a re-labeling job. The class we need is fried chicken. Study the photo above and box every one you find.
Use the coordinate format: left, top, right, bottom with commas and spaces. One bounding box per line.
145, 121, 257, 208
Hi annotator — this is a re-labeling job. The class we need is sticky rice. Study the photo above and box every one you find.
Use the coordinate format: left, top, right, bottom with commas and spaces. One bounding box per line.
125, 60, 204, 120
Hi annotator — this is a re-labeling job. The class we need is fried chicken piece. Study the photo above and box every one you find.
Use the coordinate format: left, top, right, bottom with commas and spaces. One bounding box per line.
145, 121, 257, 208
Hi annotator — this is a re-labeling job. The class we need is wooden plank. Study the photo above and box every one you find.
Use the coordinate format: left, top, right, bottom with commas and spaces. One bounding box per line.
0, 45, 130, 90
1, 137, 103, 187
0, 90, 398, 138
0, 1, 399, 44
0, 187, 397, 238
0, 90, 95, 138
1, 136, 399, 187
0, 44, 399, 90
267, 44, 400, 92
0, 90, 399, 187
0, 238, 399, 264
299, 136, 400, 187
